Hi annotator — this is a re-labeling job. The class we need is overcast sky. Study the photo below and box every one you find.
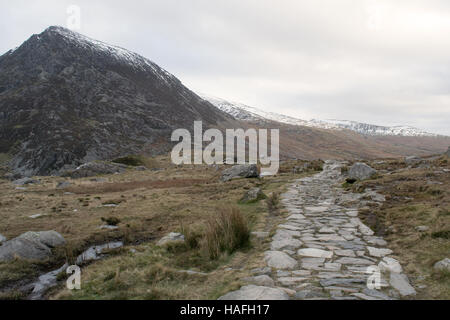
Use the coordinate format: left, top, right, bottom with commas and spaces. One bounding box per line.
1, 0, 450, 135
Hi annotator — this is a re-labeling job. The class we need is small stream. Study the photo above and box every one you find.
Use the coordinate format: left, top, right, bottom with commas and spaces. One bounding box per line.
27, 241, 124, 300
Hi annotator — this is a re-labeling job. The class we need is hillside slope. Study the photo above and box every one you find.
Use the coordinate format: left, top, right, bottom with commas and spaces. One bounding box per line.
0, 26, 230, 176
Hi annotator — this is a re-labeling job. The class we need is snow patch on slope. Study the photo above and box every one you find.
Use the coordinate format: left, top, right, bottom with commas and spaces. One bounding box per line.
202, 94, 438, 137
45, 26, 176, 85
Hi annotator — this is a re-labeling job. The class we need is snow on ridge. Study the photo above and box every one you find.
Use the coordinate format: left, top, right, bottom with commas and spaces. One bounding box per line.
202, 94, 438, 137
44, 26, 176, 84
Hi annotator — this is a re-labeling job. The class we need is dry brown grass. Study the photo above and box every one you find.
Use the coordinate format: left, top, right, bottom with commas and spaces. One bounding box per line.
358, 155, 450, 299
66, 178, 210, 194
203, 207, 250, 259
0, 154, 313, 299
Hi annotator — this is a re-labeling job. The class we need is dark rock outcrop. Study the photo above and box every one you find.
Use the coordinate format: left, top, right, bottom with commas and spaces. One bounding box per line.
0, 26, 230, 177
62, 161, 127, 178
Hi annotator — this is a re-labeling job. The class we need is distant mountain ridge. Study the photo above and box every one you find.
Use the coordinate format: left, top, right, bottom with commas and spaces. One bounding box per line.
202, 95, 439, 137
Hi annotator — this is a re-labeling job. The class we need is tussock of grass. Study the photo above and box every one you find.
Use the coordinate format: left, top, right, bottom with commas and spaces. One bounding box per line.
266, 192, 280, 214
101, 217, 121, 226
203, 207, 250, 260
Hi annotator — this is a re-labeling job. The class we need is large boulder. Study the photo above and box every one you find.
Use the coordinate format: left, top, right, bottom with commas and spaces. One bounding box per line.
0, 231, 65, 262
62, 161, 128, 178
18, 231, 66, 248
239, 187, 266, 204
348, 162, 377, 180
221, 164, 259, 182
0, 233, 6, 244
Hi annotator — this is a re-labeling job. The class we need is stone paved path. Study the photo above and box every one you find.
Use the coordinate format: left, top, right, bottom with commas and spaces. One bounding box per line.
220, 161, 417, 300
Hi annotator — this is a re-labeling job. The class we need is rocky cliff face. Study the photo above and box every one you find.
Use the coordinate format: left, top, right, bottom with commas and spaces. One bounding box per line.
0, 26, 229, 176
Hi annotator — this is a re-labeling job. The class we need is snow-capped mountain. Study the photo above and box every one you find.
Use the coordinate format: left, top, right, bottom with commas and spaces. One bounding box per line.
0, 26, 228, 176
201, 95, 438, 137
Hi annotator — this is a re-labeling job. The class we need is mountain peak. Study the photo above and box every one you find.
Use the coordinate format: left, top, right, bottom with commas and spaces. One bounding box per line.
0, 28, 228, 176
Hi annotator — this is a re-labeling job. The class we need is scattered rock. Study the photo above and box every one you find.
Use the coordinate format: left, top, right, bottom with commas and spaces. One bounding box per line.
0, 234, 6, 244
348, 162, 377, 180
29, 214, 44, 219
218, 285, 289, 300
415, 226, 429, 232
12, 177, 40, 186
405, 156, 422, 165
76, 241, 123, 265
29, 263, 69, 300
433, 258, 450, 272
389, 273, 416, 297
177, 270, 208, 276
157, 232, 185, 246
445, 146, 450, 157
56, 181, 72, 189
239, 187, 266, 203
62, 161, 128, 179
134, 166, 147, 171
242, 275, 275, 287
264, 251, 298, 269
221, 164, 259, 182
99, 225, 119, 230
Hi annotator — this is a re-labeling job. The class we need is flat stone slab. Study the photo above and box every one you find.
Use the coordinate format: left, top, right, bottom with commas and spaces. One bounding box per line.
242, 275, 275, 287
335, 257, 374, 265
265, 251, 298, 269
271, 238, 303, 251
305, 206, 329, 213
367, 246, 393, 258
298, 248, 333, 259
218, 285, 290, 300
389, 273, 416, 297
320, 278, 366, 287
335, 249, 356, 257
287, 214, 306, 220
278, 277, 308, 286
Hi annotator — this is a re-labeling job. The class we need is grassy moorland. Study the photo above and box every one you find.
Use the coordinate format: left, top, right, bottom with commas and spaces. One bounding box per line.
351, 155, 450, 299
0, 156, 320, 299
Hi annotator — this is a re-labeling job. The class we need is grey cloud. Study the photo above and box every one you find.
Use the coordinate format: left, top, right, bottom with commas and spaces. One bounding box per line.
1, 0, 449, 135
